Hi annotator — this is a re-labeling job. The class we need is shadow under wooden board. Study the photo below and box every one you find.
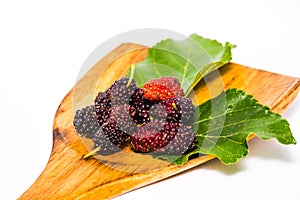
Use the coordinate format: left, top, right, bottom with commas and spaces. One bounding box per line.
19, 43, 300, 200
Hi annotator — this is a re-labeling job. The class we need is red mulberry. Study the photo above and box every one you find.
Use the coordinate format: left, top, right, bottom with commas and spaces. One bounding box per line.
142, 76, 184, 101
131, 120, 179, 153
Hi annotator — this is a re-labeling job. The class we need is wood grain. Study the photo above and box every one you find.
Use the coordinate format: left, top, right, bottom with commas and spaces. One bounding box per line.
19, 43, 300, 200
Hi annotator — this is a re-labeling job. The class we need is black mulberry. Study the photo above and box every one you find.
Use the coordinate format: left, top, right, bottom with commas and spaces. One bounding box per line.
91, 129, 122, 156
154, 125, 198, 156
94, 91, 111, 126
150, 97, 195, 125
73, 105, 100, 139
101, 105, 137, 147
107, 77, 137, 107
109, 105, 137, 135
129, 88, 153, 125
83, 105, 136, 157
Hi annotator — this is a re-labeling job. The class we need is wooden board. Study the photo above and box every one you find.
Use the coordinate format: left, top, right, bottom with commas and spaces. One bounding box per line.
19, 43, 300, 200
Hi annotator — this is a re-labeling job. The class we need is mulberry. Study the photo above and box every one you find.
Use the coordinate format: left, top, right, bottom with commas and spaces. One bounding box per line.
94, 92, 111, 126
131, 120, 179, 153
94, 77, 136, 125
150, 97, 195, 125
157, 76, 184, 96
101, 118, 131, 147
82, 105, 136, 157
129, 88, 153, 125
73, 105, 100, 139
107, 77, 137, 107
154, 125, 198, 155
91, 129, 122, 156
101, 105, 137, 146
109, 105, 137, 135
142, 76, 184, 101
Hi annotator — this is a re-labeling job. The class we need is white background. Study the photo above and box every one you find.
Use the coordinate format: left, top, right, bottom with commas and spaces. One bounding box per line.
1, 0, 300, 199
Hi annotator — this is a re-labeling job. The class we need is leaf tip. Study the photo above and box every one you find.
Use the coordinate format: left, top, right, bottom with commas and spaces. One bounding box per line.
291, 137, 297, 145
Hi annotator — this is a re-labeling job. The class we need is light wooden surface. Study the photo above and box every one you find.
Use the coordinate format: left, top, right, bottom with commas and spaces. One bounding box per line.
19, 43, 300, 200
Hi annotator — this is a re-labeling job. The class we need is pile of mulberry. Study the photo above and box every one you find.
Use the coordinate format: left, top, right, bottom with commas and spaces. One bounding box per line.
73, 76, 198, 159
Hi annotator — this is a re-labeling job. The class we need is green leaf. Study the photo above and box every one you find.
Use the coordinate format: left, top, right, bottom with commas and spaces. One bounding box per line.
126, 34, 234, 95
162, 89, 297, 165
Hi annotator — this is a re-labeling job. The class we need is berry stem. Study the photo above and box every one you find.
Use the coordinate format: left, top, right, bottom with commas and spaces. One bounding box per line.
172, 102, 178, 110
83, 146, 101, 159
126, 64, 135, 88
